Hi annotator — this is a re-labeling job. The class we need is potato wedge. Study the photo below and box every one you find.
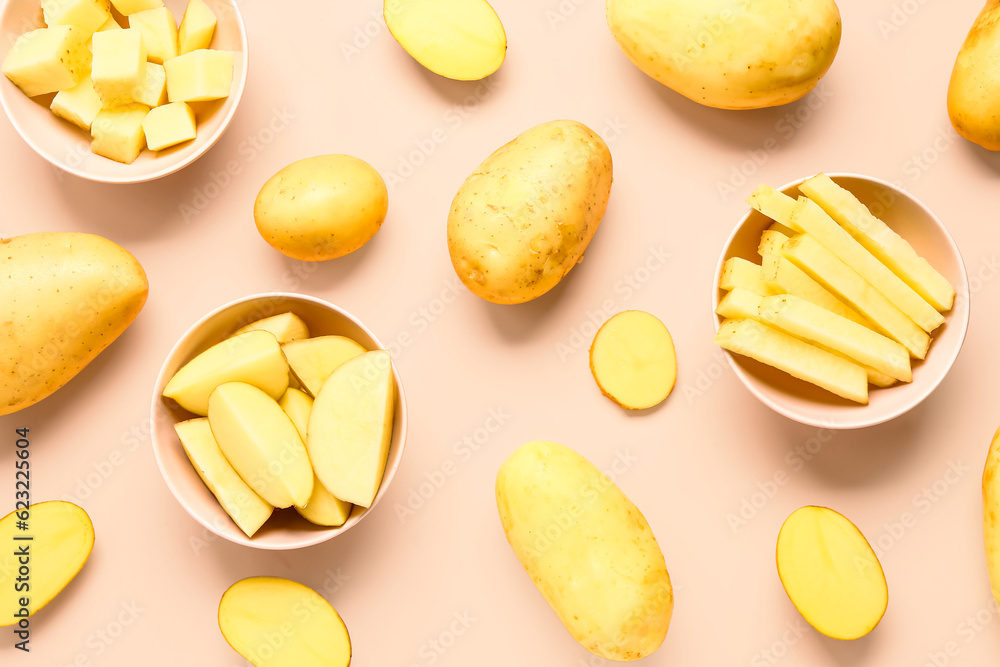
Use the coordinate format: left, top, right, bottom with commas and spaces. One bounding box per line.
589, 310, 676, 410
233, 312, 310, 344
281, 335, 366, 398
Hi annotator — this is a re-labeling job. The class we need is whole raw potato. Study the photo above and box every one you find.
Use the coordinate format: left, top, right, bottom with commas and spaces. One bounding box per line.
947, 0, 1000, 151
0, 232, 148, 416
254, 155, 389, 261
447, 119, 613, 304
496, 441, 673, 661
606, 0, 842, 109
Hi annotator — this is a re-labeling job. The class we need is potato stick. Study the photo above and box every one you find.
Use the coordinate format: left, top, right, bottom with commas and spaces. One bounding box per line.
798, 173, 955, 311
761, 253, 873, 329
768, 221, 797, 237
720, 256, 780, 295
747, 185, 802, 232
714, 318, 869, 404
790, 196, 943, 333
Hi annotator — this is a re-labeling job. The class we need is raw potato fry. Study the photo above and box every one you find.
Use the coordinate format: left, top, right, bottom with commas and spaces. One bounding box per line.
798, 174, 956, 311
761, 253, 873, 328
758, 294, 912, 383
714, 319, 869, 404
781, 234, 930, 359
589, 310, 677, 410
790, 196, 944, 333
748, 184, 799, 230
769, 221, 797, 237
720, 256, 780, 295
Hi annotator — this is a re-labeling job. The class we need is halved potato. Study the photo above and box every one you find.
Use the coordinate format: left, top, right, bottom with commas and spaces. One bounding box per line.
589, 310, 676, 410
219, 577, 351, 667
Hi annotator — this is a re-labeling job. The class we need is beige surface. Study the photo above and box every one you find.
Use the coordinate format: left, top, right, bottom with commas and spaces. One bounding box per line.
1, 0, 1000, 665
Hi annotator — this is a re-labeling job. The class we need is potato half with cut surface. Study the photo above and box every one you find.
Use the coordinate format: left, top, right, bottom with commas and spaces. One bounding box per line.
384, 0, 506, 81
0, 501, 95, 625
219, 577, 351, 667
590, 310, 676, 410
776, 506, 887, 640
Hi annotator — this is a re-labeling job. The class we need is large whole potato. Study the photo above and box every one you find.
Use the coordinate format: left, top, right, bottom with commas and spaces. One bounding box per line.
0, 232, 148, 416
496, 441, 672, 661
447, 119, 612, 304
254, 154, 389, 261
947, 0, 1000, 151
606, 0, 842, 110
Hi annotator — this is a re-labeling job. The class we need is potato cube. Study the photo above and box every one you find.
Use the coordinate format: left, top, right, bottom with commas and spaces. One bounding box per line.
1, 26, 90, 97
143, 101, 196, 150
164, 49, 233, 102
128, 7, 178, 64
50, 75, 103, 129
134, 61, 166, 107
178, 0, 217, 54
91, 103, 148, 164
96, 16, 123, 31
109, 0, 163, 15
91, 28, 146, 107
43, 0, 111, 35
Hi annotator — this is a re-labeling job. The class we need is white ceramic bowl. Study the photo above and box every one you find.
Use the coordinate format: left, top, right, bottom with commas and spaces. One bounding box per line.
712, 173, 970, 429
0, 0, 248, 183
151, 293, 408, 550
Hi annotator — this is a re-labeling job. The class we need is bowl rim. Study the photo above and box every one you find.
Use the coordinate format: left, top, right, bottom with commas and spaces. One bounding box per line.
711, 172, 971, 429
0, 0, 250, 184
149, 292, 409, 550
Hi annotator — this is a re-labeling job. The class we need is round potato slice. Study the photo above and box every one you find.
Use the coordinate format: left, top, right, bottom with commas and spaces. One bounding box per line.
776, 506, 888, 640
219, 577, 351, 667
589, 310, 677, 410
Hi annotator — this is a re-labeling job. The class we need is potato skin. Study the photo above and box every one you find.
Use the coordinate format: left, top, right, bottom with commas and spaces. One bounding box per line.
254, 154, 388, 261
606, 0, 841, 110
948, 1, 1000, 151
447, 119, 612, 304
496, 441, 672, 661
0, 232, 148, 416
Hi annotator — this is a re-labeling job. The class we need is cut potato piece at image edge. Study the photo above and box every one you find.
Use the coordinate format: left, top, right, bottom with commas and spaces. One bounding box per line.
384, 0, 506, 81
0, 501, 94, 625
984, 427, 1000, 606
714, 319, 868, 404
281, 335, 367, 398
790, 196, 943, 333
798, 174, 956, 311
720, 256, 780, 296
777, 506, 888, 640
781, 234, 930, 359
589, 310, 676, 410
232, 312, 310, 344
174, 418, 273, 538
219, 577, 351, 667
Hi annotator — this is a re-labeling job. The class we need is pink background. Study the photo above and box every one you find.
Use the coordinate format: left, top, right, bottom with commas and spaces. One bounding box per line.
2, 0, 1000, 665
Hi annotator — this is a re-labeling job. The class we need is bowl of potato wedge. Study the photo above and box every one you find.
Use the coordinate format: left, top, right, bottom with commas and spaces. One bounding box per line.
0, 0, 248, 183
151, 293, 407, 550
712, 173, 969, 429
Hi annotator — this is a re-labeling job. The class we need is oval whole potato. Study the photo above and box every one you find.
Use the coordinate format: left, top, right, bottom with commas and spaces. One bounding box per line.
254, 155, 388, 261
447, 119, 612, 304
496, 441, 672, 661
0, 232, 148, 416
947, 0, 1000, 151
606, 0, 842, 110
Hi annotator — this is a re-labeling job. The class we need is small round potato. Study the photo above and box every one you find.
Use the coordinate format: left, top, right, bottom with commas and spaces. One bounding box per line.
254, 155, 388, 261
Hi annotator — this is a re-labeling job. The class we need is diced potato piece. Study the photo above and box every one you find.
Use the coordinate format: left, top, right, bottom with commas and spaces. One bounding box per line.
97, 16, 123, 31
178, 0, 217, 54
90, 103, 148, 164
91, 28, 146, 107
43, 0, 110, 35
747, 184, 799, 230
798, 174, 956, 311
142, 101, 196, 150
758, 294, 912, 383
110, 0, 163, 15
714, 318, 869, 404
790, 196, 944, 333
589, 310, 677, 410
174, 418, 273, 538
761, 253, 872, 328
50, 74, 102, 130
782, 234, 930, 359
2, 26, 90, 97
134, 61, 166, 107
128, 7, 178, 64
720, 256, 780, 296
164, 48, 233, 102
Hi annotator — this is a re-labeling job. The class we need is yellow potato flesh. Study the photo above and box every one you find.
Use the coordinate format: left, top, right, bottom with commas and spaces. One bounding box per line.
776, 506, 887, 640
0, 501, 94, 625
281, 336, 367, 397
219, 577, 351, 667
590, 310, 676, 410
496, 441, 672, 661
384, 0, 506, 81
984, 427, 1000, 606
232, 312, 310, 344
0, 232, 148, 416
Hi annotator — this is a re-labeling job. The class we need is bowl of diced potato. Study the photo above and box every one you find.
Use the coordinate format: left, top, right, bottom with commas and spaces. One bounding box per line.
150, 293, 408, 550
0, 0, 247, 183
712, 173, 970, 429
